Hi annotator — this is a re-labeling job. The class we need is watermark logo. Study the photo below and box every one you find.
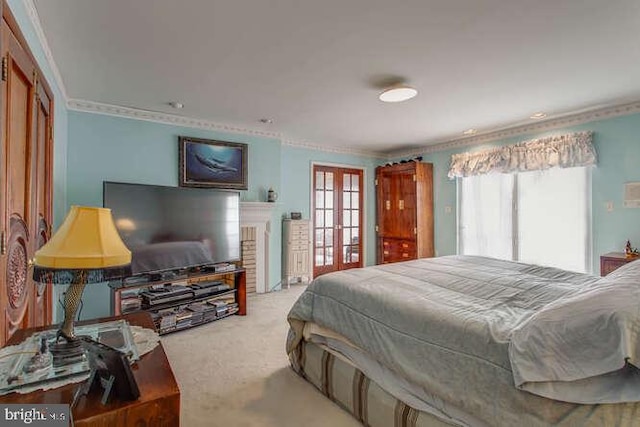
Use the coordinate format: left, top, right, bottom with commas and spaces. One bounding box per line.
1, 404, 69, 426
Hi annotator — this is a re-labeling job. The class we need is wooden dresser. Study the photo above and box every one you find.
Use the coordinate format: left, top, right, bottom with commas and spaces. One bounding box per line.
600, 252, 639, 276
375, 162, 434, 264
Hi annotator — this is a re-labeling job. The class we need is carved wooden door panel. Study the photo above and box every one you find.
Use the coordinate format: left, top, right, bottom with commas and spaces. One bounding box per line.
0, 16, 53, 346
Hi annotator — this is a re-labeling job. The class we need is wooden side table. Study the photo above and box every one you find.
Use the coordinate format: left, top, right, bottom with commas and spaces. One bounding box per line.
0, 312, 180, 426
600, 252, 639, 276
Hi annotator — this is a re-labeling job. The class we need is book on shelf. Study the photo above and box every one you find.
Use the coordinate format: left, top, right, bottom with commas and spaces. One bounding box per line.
120, 288, 140, 299
121, 298, 141, 312
206, 295, 235, 305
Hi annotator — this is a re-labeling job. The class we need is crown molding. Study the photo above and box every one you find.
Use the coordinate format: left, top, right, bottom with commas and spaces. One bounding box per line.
67, 99, 284, 139
21, 0, 68, 100
387, 100, 640, 159
68, 98, 387, 158
281, 138, 386, 159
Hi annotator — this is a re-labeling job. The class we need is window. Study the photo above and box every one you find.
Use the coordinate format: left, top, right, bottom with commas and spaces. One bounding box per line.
458, 166, 591, 273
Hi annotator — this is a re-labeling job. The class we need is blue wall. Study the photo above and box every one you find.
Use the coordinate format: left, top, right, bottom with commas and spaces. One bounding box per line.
67, 111, 380, 319
418, 112, 640, 274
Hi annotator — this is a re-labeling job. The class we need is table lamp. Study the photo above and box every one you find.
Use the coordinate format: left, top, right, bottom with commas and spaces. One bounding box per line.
33, 206, 131, 365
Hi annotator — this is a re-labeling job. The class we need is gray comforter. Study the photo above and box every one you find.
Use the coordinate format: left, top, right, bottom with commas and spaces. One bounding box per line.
287, 255, 640, 426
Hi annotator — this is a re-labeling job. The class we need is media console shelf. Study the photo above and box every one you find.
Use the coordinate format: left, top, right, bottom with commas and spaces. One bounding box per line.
109, 267, 246, 335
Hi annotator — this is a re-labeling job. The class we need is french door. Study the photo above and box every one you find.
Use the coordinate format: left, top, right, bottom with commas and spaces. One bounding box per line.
313, 165, 363, 277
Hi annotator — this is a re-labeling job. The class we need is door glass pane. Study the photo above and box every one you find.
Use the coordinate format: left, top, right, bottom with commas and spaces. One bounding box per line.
343, 192, 351, 209
326, 191, 334, 209
343, 210, 351, 227
343, 174, 351, 191
351, 192, 359, 209
325, 173, 334, 190
343, 228, 351, 245
315, 210, 324, 228
351, 175, 359, 191
315, 248, 324, 266
325, 229, 334, 247
315, 229, 324, 247
351, 210, 359, 228
325, 210, 333, 228
326, 247, 334, 265
315, 172, 324, 190
315, 191, 324, 209
350, 246, 359, 262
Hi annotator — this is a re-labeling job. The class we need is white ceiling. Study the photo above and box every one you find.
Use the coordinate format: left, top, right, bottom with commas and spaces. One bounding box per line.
32, 0, 640, 154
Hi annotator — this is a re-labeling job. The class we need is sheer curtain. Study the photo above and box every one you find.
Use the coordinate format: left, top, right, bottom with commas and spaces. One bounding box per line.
459, 173, 513, 260
517, 166, 590, 272
458, 167, 591, 273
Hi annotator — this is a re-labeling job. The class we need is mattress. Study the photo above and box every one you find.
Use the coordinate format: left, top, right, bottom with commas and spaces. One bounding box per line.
287, 255, 640, 426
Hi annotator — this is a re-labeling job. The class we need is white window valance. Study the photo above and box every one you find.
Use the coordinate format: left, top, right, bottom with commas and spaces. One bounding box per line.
448, 131, 596, 179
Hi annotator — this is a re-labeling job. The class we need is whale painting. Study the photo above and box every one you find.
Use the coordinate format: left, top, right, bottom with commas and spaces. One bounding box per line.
179, 136, 248, 189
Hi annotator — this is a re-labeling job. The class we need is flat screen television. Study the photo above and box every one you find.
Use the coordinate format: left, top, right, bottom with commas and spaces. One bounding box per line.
103, 181, 240, 276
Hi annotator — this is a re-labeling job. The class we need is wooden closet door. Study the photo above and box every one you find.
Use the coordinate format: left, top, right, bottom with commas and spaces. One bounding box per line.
32, 78, 53, 328
377, 170, 397, 237
398, 171, 416, 239
0, 14, 53, 346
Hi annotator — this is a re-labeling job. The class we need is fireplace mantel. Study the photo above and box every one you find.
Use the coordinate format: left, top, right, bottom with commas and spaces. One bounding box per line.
240, 202, 276, 293
240, 202, 276, 224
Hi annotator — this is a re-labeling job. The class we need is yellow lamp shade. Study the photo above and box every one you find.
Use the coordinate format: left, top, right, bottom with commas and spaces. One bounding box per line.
34, 206, 131, 269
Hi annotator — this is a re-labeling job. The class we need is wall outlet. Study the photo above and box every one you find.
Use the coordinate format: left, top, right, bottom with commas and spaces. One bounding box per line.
605, 201, 614, 212
445, 206, 452, 214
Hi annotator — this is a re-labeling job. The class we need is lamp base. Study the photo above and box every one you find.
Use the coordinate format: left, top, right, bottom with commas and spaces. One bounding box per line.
50, 334, 86, 368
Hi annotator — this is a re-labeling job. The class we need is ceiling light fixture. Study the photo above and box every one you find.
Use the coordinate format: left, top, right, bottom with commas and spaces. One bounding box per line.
169, 101, 184, 109
259, 118, 273, 124
463, 128, 477, 135
529, 112, 547, 119
379, 84, 418, 103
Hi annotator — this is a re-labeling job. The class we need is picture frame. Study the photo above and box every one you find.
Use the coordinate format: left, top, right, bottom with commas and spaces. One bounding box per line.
179, 136, 248, 189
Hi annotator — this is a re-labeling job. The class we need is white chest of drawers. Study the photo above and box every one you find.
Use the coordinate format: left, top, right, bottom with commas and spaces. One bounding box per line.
282, 219, 312, 286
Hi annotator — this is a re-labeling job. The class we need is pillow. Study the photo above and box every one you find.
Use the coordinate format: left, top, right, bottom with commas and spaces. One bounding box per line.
605, 257, 640, 280
509, 274, 640, 403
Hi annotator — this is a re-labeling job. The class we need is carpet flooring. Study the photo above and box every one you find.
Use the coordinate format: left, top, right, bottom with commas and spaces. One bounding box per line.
162, 285, 360, 427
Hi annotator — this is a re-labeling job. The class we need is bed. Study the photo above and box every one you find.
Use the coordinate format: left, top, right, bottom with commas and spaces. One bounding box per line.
286, 255, 640, 426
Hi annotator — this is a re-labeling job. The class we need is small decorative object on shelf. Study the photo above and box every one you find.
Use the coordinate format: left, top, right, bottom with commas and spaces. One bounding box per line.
625, 240, 639, 258
267, 187, 278, 202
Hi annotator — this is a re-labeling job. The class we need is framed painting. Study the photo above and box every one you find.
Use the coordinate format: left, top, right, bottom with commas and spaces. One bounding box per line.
179, 136, 248, 189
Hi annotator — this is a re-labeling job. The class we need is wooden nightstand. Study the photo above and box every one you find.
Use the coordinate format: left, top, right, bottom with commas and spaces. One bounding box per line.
600, 252, 639, 276
0, 312, 180, 426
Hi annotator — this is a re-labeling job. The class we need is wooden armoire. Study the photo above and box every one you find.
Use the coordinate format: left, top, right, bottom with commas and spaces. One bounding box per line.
0, 2, 54, 346
375, 161, 434, 264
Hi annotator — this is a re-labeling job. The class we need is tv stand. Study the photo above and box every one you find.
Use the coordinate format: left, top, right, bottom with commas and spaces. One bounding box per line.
109, 267, 246, 335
